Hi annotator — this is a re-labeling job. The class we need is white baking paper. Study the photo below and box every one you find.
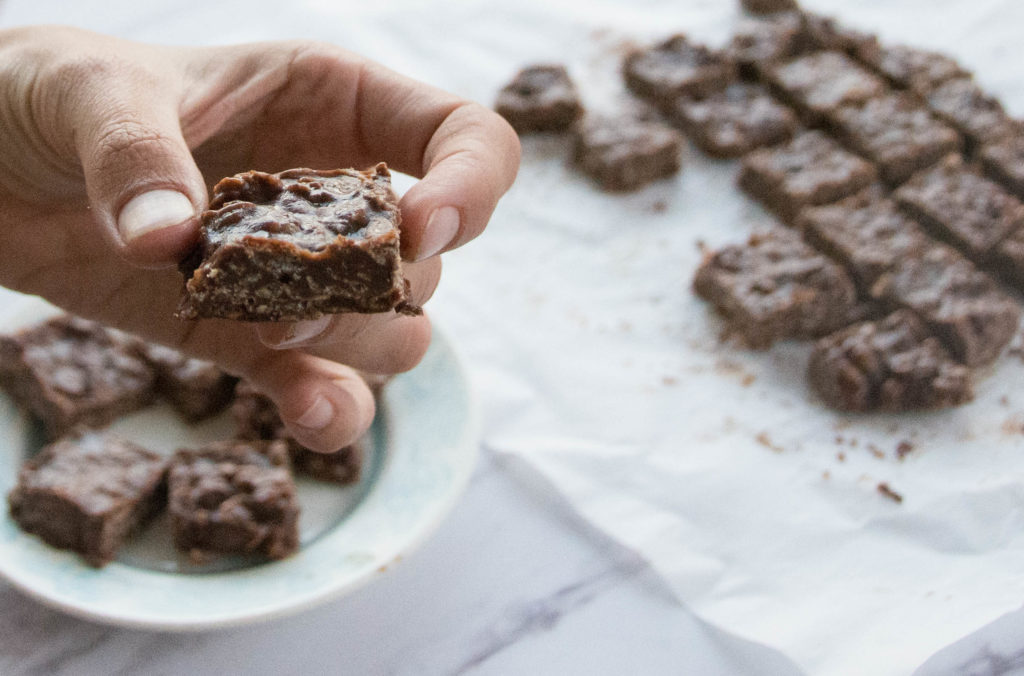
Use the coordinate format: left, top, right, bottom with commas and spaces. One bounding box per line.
2, 0, 1024, 673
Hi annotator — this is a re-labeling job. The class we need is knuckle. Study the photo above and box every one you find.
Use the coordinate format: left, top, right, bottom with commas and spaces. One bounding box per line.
92, 119, 175, 169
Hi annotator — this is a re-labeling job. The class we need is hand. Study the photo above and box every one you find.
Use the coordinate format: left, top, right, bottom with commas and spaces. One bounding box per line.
0, 26, 520, 452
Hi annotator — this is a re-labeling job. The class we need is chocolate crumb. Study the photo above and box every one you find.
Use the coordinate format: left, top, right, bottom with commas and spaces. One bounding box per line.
837, 451, 847, 462
868, 443, 885, 459
895, 440, 915, 460
756, 431, 784, 452
877, 482, 904, 503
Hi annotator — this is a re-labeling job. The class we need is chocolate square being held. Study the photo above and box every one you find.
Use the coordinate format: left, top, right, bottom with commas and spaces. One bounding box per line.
738, 130, 877, 223
8, 431, 168, 567
572, 115, 683, 192
141, 344, 237, 423
927, 78, 1017, 151
765, 51, 887, 124
858, 44, 970, 94
494, 64, 583, 134
0, 315, 157, 439
666, 82, 798, 158
232, 381, 363, 485
622, 34, 736, 108
981, 134, 1024, 201
178, 164, 417, 322
798, 192, 931, 290
168, 440, 299, 561
827, 93, 962, 185
808, 310, 973, 412
869, 243, 1021, 367
894, 154, 1024, 261
693, 228, 859, 348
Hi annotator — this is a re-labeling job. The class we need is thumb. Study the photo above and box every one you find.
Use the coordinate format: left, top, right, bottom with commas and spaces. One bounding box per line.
75, 85, 207, 267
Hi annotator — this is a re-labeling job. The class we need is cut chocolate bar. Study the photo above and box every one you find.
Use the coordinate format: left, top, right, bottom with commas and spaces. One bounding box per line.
178, 164, 416, 322
808, 310, 973, 412
623, 35, 736, 108
141, 344, 237, 423
926, 78, 1017, 151
869, 244, 1021, 367
7, 431, 168, 567
693, 228, 859, 348
168, 440, 300, 561
798, 192, 931, 290
800, 12, 879, 58
894, 155, 1024, 261
495, 64, 583, 133
666, 82, 798, 158
765, 51, 887, 124
0, 315, 156, 439
827, 93, 962, 185
858, 44, 970, 94
738, 130, 877, 223
727, 12, 807, 81
572, 115, 683, 192
232, 381, 363, 485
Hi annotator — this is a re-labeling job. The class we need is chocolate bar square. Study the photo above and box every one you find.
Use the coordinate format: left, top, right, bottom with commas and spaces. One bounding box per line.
869, 244, 1021, 367
894, 155, 1024, 261
808, 310, 973, 412
738, 130, 877, 223
859, 44, 970, 94
0, 315, 156, 439
666, 82, 798, 157
693, 228, 859, 348
927, 78, 1016, 151
495, 64, 583, 134
178, 164, 417, 322
827, 93, 962, 185
168, 440, 300, 561
765, 51, 887, 124
727, 13, 806, 81
798, 192, 931, 290
142, 344, 237, 423
572, 115, 683, 192
8, 431, 168, 567
623, 35, 736, 107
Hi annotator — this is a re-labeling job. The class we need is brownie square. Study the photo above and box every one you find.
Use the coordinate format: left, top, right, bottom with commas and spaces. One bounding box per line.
7, 431, 168, 567
178, 164, 417, 322
808, 310, 973, 412
827, 94, 962, 185
740, 0, 797, 13
622, 35, 736, 108
572, 115, 683, 192
765, 51, 887, 124
494, 64, 583, 134
666, 82, 798, 157
981, 134, 1024, 201
798, 192, 931, 290
169, 440, 299, 561
232, 381, 363, 485
727, 12, 806, 81
927, 78, 1017, 151
141, 344, 237, 423
869, 244, 1021, 367
693, 228, 859, 348
894, 154, 1024, 261
858, 44, 970, 94
800, 12, 880, 58
738, 130, 877, 223
0, 315, 157, 439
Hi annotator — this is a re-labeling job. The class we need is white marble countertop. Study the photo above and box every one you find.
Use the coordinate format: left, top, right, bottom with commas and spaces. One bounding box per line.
3, 0, 1024, 673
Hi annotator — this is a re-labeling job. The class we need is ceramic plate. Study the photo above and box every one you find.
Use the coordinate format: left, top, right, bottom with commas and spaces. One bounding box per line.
0, 292, 479, 630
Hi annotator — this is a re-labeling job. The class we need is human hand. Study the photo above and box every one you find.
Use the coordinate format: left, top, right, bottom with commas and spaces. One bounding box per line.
0, 26, 520, 452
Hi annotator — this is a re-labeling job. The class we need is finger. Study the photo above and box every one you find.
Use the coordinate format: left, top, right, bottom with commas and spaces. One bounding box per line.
255, 256, 442, 351
240, 351, 376, 453
66, 56, 207, 266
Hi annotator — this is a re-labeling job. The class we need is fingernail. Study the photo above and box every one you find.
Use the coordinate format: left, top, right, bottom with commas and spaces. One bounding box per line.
295, 394, 334, 430
417, 206, 460, 260
262, 316, 333, 349
117, 190, 194, 242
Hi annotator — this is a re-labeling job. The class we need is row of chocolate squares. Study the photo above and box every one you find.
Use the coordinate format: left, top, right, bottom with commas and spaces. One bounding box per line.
493, 7, 1023, 196
1, 315, 372, 567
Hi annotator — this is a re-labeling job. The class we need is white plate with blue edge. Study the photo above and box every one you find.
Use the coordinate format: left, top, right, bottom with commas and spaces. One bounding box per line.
0, 291, 480, 631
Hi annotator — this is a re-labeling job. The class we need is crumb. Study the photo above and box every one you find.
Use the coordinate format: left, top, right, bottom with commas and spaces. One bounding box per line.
651, 200, 668, 213
822, 470, 831, 480
1000, 395, 1010, 406
661, 375, 678, 386
877, 482, 904, 503
837, 451, 847, 462
741, 373, 756, 387
835, 435, 844, 445
849, 438, 859, 448
1002, 416, 1024, 435
756, 431, 784, 452
895, 440, 915, 460
868, 443, 885, 459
